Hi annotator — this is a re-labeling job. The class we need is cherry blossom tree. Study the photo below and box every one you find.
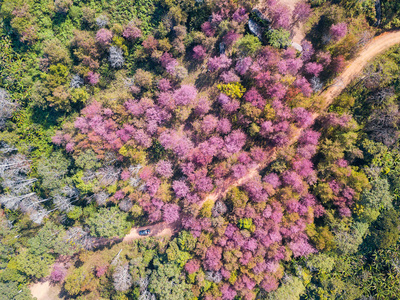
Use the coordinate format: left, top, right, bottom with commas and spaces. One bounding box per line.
202, 115, 218, 134
305, 62, 323, 77
220, 70, 240, 83
204, 246, 222, 271
292, 107, 313, 128
123, 23, 142, 40
172, 180, 190, 198
294, 76, 313, 97
244, 88, 265, 109
96, 28, 113, 46
162, 203, 181, 224
193, 45, 206, 60
208, 55, 232, 72
301, 40, 314, 61
155, 160, 173, 178
51, 263, 67, 283
292, 2, 311, 25
185, 259, 200, 274
224, 130, 247, 155
330, 22, 348, 41
173, 85, 197, 106
235, 57, 252, 75
232, 7, 248, 23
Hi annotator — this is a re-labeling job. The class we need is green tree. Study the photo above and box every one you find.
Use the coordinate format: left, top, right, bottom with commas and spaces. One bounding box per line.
148, 258, 193, 300
359, 177, 393, 223
0, 282, 34, 300
13, 250, 54, 278
266, 276, 305, 300
27, 221, 76, 256
75, 149, 101, 170
235, 34, 262, 55
266, 29, 291, 49
36, 151, 70, 191
87, 206, 131, 238
369, 208, 400, 250
64, 267, 98, 296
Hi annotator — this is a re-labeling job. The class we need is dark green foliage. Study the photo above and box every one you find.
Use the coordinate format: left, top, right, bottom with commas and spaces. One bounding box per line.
0, 282, 34, 300
27, 222, 75, 255
368, 208, 400, 250
148, 257, 194, 300
265, 29, 291, 49
235, 34, 262, 56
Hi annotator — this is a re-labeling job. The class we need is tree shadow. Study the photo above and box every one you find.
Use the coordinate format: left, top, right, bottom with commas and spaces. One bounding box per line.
195, 72, 216, 91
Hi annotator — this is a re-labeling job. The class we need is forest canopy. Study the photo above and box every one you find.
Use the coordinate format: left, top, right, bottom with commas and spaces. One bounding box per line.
1, 0, 400, 299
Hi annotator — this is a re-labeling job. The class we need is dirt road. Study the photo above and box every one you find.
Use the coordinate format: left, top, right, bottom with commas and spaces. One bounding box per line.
123, 220, 180, 242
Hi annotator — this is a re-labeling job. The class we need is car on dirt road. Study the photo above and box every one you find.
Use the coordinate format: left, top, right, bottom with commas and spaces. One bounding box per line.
138, 229, 150, 236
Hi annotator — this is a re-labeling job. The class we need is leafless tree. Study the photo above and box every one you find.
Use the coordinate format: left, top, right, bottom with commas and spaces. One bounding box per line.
96, 15, 109, 28
64, 226, 95, 250
0, 143, 17, 153
128, 164, 142, 188
365, 104, 400, 146
362, 64, 386, 90
129, 164, 142, 176
367, 87, 395, 107
119, 199, 133, 212
321, 33, 331, 44
0, 89, 19, 128
357, 30, 374, 47
136, 277, 149, 292
113, 264, 133, 292
96, 166, 120, 186
0, 154, 30, 177
52, 186, 79, 212
0, 192, 37, 210
2, 176, 37, 195
139, 291, 156, 300
311, 77, 323, 92
29, 207, 50, 224
81, 169, 96, 184
70, 74, 84, 88
205, 271, 222, 283
103, 151, 118, 165
212, 201, 227, 217
109, 46, 125, 68
94, 191, 109, 206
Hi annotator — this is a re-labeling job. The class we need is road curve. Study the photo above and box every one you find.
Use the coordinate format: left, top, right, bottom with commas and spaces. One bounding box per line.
123, 30, 400, 241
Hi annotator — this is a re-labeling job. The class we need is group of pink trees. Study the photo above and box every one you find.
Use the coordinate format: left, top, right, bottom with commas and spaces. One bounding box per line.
181, 128, 325, 299
52, 2, 352, 298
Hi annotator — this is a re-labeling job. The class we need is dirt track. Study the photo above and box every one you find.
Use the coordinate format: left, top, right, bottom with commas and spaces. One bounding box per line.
123, 221, 180, 242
